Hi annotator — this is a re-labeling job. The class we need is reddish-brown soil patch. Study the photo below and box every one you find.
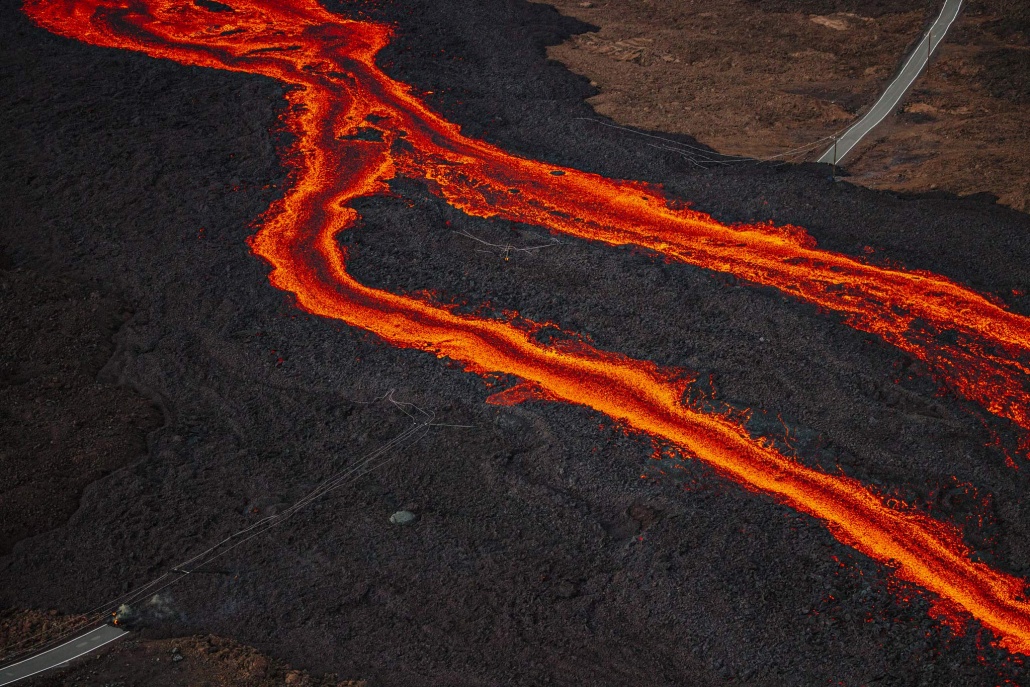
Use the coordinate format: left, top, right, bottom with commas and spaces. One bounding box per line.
545, 0, 933, 158
544, 0, 1030, 211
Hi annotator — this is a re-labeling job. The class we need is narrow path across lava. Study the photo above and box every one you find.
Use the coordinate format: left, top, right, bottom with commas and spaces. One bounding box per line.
23, 0, 1030, 655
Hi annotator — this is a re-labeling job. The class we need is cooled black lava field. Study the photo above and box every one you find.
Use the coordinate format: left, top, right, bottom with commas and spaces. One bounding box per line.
3, 0, 1030, 684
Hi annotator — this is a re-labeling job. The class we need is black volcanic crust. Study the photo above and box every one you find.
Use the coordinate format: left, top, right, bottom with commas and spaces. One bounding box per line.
2, 0, 1030, 685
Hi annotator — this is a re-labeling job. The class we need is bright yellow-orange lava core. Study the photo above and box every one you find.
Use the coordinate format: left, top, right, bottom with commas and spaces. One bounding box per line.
24, 0, 1030, 655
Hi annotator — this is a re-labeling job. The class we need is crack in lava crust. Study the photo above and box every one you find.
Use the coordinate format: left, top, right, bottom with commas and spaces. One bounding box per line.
24, 0, 1030, 655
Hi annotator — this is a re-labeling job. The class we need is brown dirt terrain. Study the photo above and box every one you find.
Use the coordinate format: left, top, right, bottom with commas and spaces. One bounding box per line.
544, 0, 1030, 211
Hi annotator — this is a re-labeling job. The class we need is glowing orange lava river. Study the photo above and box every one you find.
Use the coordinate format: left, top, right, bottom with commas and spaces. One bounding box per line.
24, 0, 1030, 655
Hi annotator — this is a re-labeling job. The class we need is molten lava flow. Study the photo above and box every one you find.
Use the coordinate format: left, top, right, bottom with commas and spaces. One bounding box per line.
24, 0, 1030, 654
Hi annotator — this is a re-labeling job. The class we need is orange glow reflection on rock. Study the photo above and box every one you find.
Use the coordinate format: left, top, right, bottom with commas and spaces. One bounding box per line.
24, 0, 1030, 654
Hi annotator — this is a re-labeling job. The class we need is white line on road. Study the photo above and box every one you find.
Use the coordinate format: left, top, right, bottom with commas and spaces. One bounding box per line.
0, 625, 127, 686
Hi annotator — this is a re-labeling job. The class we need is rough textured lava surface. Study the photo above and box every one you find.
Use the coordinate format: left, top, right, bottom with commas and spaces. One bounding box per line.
2, 0, 1030, 685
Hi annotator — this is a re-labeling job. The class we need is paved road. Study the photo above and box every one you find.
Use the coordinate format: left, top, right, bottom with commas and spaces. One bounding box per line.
0, 625, 127, 686
817, 0, 964, 165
